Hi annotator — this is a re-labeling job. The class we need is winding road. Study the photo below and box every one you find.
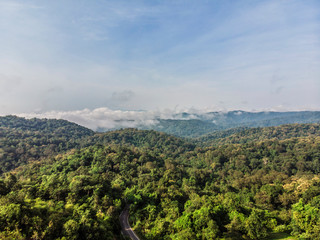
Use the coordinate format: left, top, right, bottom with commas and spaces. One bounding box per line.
120, 205, 140, 240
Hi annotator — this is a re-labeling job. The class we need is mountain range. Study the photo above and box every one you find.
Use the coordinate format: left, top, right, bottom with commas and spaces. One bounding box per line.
105, 110, 320, 137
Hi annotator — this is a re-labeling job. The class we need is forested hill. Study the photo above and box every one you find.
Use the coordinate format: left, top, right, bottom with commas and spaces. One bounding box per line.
0, 115, 94, 137
198, 123, 320, 146
0, 115, 94, 174
91, 128, 195, 156
145, 119, 219, 138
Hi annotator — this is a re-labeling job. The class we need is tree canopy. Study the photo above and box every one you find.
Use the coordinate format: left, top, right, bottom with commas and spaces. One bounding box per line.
1, 116, 320, 239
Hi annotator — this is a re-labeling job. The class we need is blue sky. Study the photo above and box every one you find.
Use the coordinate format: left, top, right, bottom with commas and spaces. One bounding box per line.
0, 0, 319, 117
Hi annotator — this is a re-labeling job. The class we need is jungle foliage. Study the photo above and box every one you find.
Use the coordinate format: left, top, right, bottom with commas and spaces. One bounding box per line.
1, 116, 320, 239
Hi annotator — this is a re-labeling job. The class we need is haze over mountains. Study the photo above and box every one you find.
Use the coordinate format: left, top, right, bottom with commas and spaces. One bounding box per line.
17, 110, 320, 137
143, 110, 320, 137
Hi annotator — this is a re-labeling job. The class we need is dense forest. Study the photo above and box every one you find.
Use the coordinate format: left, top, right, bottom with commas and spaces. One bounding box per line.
1, 116, 320, 239
197, 123, 320, 146
0, 115, 94, 174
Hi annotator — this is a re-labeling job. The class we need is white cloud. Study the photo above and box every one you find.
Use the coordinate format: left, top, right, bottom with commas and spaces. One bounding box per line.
15, 104, 320, 131
16, 107, 221, 130
16, 108, 150, 130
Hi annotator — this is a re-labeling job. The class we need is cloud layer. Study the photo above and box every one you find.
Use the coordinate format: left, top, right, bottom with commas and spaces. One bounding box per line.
17, 105, 320, 131
17, 107, 198, 130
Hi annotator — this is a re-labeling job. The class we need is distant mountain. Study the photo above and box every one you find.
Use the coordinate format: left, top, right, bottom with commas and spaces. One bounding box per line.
140, 111, 320, 137
142, 119, 220, 138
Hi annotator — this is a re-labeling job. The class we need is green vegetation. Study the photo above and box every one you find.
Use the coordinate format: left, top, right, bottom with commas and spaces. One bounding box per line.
1, 116, 320, 239
197, 123, 320, 146
266, 233, 297, 239
149, 119, 220, 138
0, 115, 94, 174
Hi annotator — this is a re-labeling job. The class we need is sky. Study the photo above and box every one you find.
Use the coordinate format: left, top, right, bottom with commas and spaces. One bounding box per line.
0, 0, 320, 128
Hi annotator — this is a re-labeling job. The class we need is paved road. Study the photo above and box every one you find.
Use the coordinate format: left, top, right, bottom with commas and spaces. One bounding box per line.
120, 205, 140, 240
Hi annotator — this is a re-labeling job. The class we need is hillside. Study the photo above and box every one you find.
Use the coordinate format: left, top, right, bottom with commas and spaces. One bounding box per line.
0, 115, 94, 174
0, 115, 94, 137
198, 123, 320, 146
91, 128, 195, 157
144, 119, 220, 138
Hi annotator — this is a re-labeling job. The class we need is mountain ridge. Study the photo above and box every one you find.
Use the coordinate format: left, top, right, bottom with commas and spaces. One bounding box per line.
141, 110, 320, 137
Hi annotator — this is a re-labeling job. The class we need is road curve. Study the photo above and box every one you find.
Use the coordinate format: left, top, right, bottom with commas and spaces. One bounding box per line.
120, 205, 140, 240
